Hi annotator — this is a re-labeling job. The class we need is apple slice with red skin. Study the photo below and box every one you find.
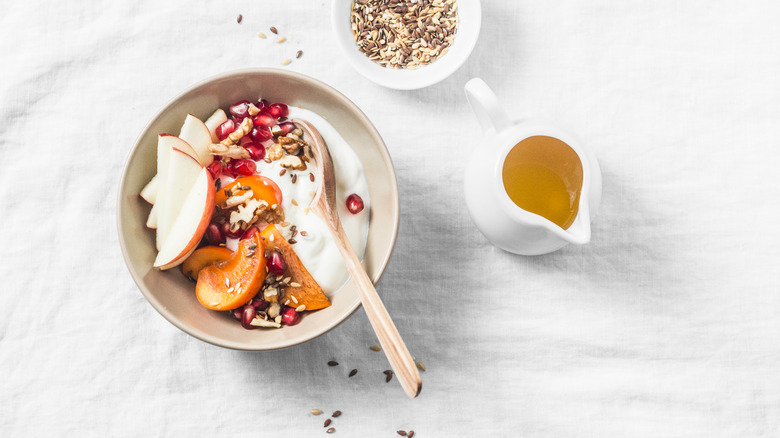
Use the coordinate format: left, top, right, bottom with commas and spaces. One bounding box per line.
140, 174, 158, 205
157, 138, 203, 249
180, 114, 214, 166
146, 203, 158, 229
154, 168, 215, 270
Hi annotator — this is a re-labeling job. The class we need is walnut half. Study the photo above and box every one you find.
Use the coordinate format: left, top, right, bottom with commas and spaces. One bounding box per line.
278, 155, 306, 170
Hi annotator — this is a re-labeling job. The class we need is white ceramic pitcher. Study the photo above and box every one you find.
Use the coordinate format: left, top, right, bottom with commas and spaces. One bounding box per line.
463, 78, 602, 255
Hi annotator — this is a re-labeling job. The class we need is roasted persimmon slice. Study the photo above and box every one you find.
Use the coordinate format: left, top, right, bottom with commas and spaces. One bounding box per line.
215, 175, 282, 208
195, 233, 266, 310
260, 225, 331, 311
181, 246, 233, 281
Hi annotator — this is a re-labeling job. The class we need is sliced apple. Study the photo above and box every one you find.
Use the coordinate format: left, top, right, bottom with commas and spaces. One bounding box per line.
146, 203, 158, 229
204, 109, 228, 144
180, 114, 214, 166
140, 174, 158, 205
154, 168, 215, 270
157, 138, 203, 250
155, 134, 174, 250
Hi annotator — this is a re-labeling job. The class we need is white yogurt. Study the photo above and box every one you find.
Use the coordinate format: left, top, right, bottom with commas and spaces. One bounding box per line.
226, 107, 370, 295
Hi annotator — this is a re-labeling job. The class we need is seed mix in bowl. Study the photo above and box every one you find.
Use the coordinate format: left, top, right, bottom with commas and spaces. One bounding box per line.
350, 0, 458, 69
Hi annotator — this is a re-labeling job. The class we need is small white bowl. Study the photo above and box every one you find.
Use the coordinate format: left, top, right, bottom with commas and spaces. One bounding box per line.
331, 0, 481, 90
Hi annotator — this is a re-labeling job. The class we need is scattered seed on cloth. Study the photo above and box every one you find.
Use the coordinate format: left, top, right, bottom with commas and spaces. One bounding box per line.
236, 14, 242, 23
349, 369, 358, 377
328, 361, 339, 366
332, 410, 342, 417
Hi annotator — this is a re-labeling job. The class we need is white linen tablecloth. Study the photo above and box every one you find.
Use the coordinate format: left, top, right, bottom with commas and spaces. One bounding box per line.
2, 0, 779, 436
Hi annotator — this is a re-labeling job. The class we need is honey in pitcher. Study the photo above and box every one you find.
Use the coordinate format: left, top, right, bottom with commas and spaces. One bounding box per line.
501, 136, 583, 229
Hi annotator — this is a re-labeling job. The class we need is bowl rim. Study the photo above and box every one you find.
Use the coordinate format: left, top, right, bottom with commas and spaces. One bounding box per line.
330, 0, 482, 90
117, 68, 400, 350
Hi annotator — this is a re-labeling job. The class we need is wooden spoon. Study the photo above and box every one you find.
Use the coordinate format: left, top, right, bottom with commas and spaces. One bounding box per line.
293, 118, 422, 398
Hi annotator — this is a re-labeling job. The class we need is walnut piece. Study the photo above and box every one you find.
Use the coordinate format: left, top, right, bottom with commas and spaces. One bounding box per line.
222, 189, 253, 209
257, 202, 285, 224
221, 116, 253, 146
267, 302, 281, 318
267, 143, 284, 161
279, 154, 306, 170
209, 143, 250, 159
249, 316, 281, 328
263, 286, 279, 303
247, 102, 261, 116
278, 135, 304, 154
229, 198, 268, 232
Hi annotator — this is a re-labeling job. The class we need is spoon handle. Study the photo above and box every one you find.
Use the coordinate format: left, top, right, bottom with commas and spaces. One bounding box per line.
332, 224, 422, 398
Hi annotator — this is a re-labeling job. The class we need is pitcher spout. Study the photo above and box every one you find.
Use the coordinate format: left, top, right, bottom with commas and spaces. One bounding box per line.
561, 202, 591, 245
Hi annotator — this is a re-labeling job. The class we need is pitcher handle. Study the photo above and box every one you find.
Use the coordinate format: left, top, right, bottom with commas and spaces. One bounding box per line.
464, 78, 512, 134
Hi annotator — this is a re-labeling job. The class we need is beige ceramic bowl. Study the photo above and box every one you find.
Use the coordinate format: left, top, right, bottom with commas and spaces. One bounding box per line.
117, 69, 399, 350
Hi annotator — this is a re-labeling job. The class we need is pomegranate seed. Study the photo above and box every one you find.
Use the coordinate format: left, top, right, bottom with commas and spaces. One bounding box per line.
229, 100, 251, 120
232, 308, 243, 320
252, 114, 275, 128
221, 222, 243, 239
346, 194, 364, 214
256, 99, 270, 109
252, 298, 269, 311
278, 121, 295, 135
268, 103, 289, 118
241, 305, 257, 329
230, 159, 256, 176
245, 143, 266, 161
249, 126, 272, 142
241, 226, 259, 240
266, 250, 286, 276
281, 306, 301, 326
216, 119, 237, 141
205, 223, 224, 245
238, 136, 254, 146
207, 161, 222, 179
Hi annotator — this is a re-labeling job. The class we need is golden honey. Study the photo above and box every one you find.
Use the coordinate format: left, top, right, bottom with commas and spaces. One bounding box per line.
501, 136, 583, 229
